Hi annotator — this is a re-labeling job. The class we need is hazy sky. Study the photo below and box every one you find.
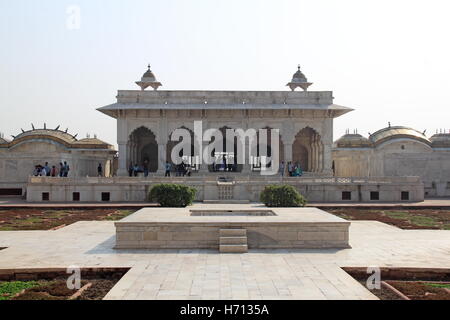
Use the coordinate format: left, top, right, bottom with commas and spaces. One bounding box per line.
1, 0, 449, 147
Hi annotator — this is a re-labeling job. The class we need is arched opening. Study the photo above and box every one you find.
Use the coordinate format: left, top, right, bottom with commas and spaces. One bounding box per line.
128, 127, 158, 173
207, 126, 242, 172
167, 127, 197, 171
292, 127, 323, 172
252, 127, 284, 172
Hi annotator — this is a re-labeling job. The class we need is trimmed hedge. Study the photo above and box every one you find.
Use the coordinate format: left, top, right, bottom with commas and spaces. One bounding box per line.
149, 184, 197, 207
260, 185, 307, 207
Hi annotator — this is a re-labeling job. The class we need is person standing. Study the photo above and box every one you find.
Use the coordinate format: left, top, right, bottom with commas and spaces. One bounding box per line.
33, 165, 39, 176
98, 163, 103, 177
59, 162, 64, 177
143, 160, 149, 178
288, 161, 293, 177
128, 163, 133, 177
39, 165, 46, 177
50, 166, 57, 177
165, 161, 172, 177
222, 155, 227, 172
44, 162, 51, 177
280, 161, 285, 177
181, 161, 187, 177
63, 161, 70, 177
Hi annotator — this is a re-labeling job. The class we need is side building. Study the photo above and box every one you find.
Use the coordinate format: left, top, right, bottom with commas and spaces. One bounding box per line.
0, 127, 117, 197
333, 126, 450, 197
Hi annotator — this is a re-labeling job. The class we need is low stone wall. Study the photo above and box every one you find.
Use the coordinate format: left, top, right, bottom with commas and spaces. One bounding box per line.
25, 175, 424, 203
115, 223, 350, 249
114, 206, 351, 250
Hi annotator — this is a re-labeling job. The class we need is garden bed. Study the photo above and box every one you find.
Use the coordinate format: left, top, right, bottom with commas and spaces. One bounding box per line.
0, 209, 136, 231
0, 268, 129, 300
327, 208, 450, 230
344, 267, 450, 300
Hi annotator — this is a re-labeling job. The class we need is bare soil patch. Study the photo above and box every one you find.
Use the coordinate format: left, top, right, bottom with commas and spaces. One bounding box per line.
0, 208, 136, 231
1, 268, 128, 300
386, 281, 450, 300
327, 208, 450, 230
345, 267, 450, 300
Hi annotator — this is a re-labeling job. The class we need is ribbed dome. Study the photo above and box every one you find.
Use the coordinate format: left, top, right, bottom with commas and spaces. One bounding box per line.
430, 133, 450, 148
291, 66, 308, 83
369, 126, 430, 146
335, 133, 373, 148
73, 137, 114, 149
142, 66, 156, 81
286, 65, 313, 91
136, 64, 162, 91
14, 129, 77, 143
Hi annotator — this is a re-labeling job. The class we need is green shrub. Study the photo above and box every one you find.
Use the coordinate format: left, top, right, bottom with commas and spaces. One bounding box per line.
149, 184, 197, 207
260, 185, 307, 207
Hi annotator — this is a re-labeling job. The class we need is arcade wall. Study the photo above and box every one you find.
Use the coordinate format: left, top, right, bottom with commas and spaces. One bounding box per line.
332, 139, 450, 197
0, 141, 115, 195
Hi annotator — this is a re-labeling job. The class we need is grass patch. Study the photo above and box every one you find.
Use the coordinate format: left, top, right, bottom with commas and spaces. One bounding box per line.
327, 208, 450, 230
0, 281, 40, 300
103, 210, 135, 221
384, 211, 443, 228
0, 209, 136, 231
426, 283, 450, 289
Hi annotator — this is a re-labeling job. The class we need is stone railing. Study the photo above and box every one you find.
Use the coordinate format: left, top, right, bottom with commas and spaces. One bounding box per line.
28, 175, 422, 185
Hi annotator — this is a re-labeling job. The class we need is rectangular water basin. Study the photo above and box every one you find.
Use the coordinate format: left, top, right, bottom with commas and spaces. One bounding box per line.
190, 210, 277, 216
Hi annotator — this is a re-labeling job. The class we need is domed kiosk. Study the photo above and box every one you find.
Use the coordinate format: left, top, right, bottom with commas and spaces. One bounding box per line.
135, 65, 162, 91
286, 65, 313, 91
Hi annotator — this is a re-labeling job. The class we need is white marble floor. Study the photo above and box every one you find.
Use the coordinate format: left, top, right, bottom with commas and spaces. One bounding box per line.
0, 219, 449, 300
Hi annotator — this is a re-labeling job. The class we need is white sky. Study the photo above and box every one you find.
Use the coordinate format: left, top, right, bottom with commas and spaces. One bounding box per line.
1, 0, 449, 147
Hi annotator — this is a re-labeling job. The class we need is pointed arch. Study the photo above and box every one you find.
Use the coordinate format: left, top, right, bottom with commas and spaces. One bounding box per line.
167, 126, 196, 167
128, 126, 158, 173
292, 127, 323, 172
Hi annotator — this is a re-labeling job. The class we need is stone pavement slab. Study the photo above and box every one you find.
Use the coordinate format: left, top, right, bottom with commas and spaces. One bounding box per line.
0, 215, 449, 300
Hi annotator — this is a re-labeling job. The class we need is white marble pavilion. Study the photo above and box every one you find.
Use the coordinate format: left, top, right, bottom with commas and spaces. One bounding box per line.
98, 66, 352, 177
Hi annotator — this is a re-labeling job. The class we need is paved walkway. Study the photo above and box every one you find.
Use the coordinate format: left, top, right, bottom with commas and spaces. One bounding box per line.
0, 217, 449, 300
1, 198, 450, 208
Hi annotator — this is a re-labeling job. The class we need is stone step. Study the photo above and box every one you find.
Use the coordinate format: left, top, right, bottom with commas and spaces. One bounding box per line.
220, 236, 247, 245
220, 244, 248, 253
220, 229, 247, 237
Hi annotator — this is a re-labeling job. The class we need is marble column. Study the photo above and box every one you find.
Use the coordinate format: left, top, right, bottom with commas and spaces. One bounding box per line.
283, 140, 293, 162
311, 137, 316, 172
322, 119, 334, 176
157, 142, 167, 174
117, 143, 128, 176
241, 140, 252, 174
198, 141, 210, 174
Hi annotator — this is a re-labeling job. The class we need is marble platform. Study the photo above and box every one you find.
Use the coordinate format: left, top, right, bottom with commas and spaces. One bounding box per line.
114, 204, 350, 250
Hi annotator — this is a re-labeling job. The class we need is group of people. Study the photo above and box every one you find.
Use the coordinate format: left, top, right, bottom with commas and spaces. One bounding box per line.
128, 161, 150, 177
33, 161, 70, 177
167, 161, 192, 177
128, 161, 193, 177
280, 161, 303, 177
126, 159, 304, 177
212, 155, 238, 172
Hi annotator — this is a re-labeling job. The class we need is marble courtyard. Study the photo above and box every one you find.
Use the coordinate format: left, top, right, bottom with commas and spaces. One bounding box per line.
0, 66, 449, 301
0, 203, 449, 300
